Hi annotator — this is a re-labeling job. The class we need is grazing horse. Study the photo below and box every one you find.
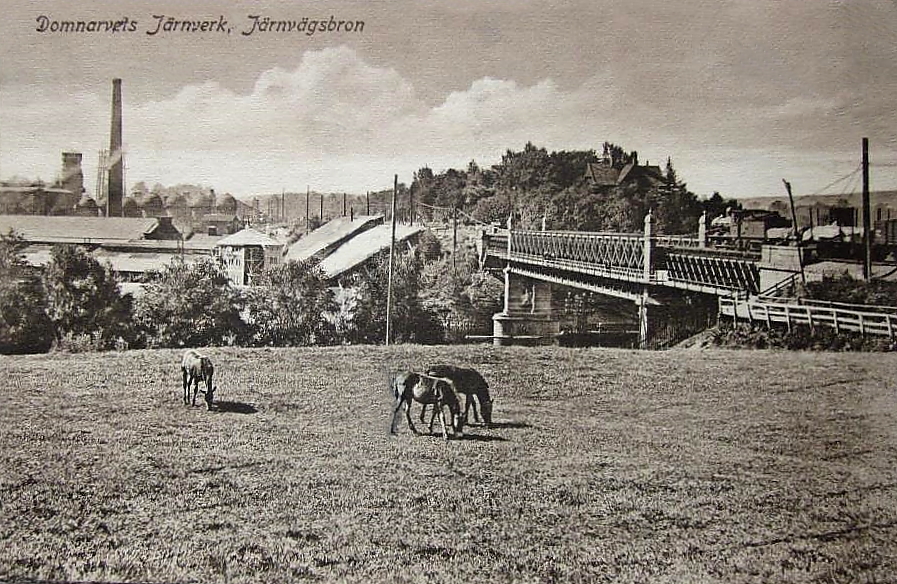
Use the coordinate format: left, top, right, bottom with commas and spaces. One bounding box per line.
389, 370, 464, 440
422, 364, 493, 427
181, 349, 216, 410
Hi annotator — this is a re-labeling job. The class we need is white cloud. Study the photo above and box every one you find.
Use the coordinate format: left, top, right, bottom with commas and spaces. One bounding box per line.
3, 44, 897, 200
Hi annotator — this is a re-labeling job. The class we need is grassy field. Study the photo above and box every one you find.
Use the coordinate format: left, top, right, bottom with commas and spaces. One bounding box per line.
1, 345, 896, 583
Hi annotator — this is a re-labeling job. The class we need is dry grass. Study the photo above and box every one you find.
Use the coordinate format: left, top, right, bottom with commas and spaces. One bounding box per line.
1, 345, 896, 583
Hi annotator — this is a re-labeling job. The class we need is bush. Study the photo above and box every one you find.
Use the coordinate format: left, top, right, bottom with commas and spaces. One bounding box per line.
42, 245, 136, 350
711, 319, 895, 352
135, 257, 246, 348
244, 260, 337, 346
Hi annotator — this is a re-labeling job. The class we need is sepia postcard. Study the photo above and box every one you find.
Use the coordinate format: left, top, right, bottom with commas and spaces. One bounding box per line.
1, 1, 895, 582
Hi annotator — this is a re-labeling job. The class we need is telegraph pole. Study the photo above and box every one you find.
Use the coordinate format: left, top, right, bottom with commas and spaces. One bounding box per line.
782, 179, 806, 287
862, 137, 872, 281
386, 175, 398, 346
305, 186, 310, 233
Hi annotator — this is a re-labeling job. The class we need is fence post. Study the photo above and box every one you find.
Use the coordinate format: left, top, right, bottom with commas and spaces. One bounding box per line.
643, 211, 653, 281
833, 309, 839, 334
698, 211, 707, 248
506, 215, 513, 261
784, 305, 791, 332
887, 314, 894, 340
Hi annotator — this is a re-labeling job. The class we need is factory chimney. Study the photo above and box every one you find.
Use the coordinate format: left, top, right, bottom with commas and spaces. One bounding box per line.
106, 78, 124, 217
61, 152, 84, 197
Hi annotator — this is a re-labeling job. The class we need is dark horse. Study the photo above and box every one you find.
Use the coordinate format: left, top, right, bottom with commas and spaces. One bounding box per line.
423, 364, 493, 426
390, 370, 464, 440
181, 349, 216, 410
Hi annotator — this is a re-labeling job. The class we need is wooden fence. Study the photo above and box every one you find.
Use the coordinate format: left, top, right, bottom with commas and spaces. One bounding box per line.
719, 296, 897, 339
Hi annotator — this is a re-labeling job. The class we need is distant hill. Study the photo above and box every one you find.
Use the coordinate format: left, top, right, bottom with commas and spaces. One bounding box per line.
737, 191, 897, 216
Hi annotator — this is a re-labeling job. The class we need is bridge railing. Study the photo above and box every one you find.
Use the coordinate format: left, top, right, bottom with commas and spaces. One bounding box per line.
509, 229, 650, 281
482, 227, 762, 293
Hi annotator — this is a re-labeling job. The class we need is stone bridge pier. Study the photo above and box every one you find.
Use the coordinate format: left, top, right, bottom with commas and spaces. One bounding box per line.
492, 268, 559, 345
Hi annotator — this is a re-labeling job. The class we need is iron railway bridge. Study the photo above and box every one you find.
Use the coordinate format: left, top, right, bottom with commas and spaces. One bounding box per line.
479, 213, 772, 348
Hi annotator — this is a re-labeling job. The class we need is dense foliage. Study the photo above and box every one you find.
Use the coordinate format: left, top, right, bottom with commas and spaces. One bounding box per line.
243, 260, 337, 346
804, 273, 897, 306
134, 258, 247, 348
0, 231, 54, 354
42, 245, 135, 350
711, 320, 895, 352
408, 142, 731, 234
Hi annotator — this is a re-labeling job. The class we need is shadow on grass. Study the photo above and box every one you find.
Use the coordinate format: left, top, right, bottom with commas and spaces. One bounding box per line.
213, 401, 258, 414
458, 432, 508, 442
420, 431, 509, 442
485, 421, 531, 430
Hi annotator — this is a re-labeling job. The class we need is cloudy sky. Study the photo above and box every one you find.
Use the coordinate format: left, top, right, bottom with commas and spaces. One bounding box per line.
2, 0, 896, 200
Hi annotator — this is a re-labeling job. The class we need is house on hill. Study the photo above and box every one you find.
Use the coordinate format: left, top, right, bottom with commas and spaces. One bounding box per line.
584, 152, 664, 193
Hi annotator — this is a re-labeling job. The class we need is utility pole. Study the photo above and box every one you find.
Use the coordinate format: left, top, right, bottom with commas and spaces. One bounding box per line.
452, 206, 458, 274
782, 179, 806, 287
366, 191, 370, 216
305, 186, 310, 233
342, 192, 347, 217
409, 183, 414, 226
862, 137, 872, 281
320, 193, 324, 222
386, 174, 398, 346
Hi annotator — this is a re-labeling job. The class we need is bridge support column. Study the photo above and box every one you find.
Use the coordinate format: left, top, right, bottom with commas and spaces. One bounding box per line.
493, 270, 558, 345
637, 289, 650, 349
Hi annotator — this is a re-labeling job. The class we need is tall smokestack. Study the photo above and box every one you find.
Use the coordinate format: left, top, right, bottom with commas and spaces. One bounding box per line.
61, 152, 84, 197
106, 78, 124, 217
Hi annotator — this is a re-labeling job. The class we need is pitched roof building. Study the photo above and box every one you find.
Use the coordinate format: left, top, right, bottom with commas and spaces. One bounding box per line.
0, 215, 182, 244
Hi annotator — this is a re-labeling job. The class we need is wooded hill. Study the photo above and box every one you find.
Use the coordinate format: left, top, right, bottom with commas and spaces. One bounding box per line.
247, 142, 740, 235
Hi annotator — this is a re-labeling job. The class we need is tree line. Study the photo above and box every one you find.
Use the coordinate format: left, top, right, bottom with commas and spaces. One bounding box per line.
389, 142, 739, 234
0, 229, 502, 354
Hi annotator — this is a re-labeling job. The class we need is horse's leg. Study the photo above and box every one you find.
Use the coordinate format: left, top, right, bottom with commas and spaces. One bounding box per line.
205, 376, 214, 410
182, 369, 189, 405
390, 397, 404, 434
192, 376, 199, 407
438, 402, 449, 441
404, 400, 420, 435
419, 403, 428, 424
465, 394, 480, 424
428, 404, 438, 433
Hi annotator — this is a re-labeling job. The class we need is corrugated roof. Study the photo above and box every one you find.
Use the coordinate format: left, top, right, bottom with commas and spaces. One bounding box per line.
216, 227, 282, 247
286, 215, 383, 262
0, 215, 166, 243
318, 224, 424, 278
20, 245, 203, 273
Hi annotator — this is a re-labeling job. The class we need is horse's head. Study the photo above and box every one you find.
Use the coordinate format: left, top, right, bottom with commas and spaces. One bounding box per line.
205, 385, 217, 409
480, 397, 494, 426
452, 411, 465, 438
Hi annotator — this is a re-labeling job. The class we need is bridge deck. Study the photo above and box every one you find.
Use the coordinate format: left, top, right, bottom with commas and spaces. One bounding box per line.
482, 229, 761, 296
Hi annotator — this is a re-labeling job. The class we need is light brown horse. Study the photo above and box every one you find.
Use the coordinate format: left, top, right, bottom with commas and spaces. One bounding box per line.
389, 370, 464, 440
181, 349, 216, 410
